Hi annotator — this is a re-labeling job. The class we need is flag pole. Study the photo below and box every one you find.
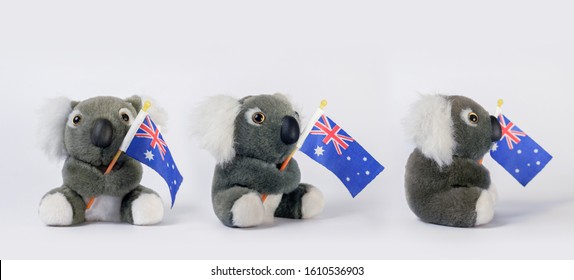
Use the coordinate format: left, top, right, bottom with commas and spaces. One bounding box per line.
279, 100, 327, 171
104, 101, 152, 174
104, 152, 123, 175
87, 101, 152, 209
495, 99, 504, 117
479, 99, 504, 167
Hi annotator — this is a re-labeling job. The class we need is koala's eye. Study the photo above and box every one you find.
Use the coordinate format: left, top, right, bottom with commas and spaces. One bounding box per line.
468, 112, 479, 124
460, 108, 478, 127
252, 112, 266, 124
73, 115, 82, 125
118, 108, 135, 125
245, 107, 265, 126
67, 110, 83, 128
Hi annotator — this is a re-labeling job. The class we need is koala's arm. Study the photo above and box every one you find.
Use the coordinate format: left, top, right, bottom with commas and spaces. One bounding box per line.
62, 157, 105, 197
446, 157, 491, 189
104, 157, 143, 195
279, 157, 302, 188
224, 156, 301, 194
62, 157, 142, 197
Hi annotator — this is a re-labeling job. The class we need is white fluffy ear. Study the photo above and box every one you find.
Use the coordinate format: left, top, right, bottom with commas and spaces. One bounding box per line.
37, 97, 74, 160
191, 95, 241, 164
404, 95, 456, 166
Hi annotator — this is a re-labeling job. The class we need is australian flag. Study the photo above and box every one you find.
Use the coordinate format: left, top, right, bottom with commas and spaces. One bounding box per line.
300, 114, 384, 197
120, 112, 183, 207
490, 114, 552, 186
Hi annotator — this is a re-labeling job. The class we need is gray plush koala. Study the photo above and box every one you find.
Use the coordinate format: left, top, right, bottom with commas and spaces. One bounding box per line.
192, 93, 324, 228
404, 95, 502, 227
38, 96, 164, 226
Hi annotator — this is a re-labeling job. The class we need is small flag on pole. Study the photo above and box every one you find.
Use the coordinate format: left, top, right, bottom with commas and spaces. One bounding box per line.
116, 102, 183, 207
490, 100, 552, 186
297, 101, 384, 197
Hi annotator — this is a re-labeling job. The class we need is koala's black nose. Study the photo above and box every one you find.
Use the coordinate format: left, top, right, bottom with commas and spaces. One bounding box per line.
490, 115, 502, 142
91, 119, 114, 148
281, 116, 300, 145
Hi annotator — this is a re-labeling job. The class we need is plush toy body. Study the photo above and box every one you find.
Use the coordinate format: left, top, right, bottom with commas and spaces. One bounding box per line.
193, 94, 324, 227
38, 96, 164, 226
404, 95, 502, 227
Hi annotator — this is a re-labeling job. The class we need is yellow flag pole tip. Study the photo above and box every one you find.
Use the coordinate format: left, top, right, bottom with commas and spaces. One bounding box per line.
143, 100, 152, 112
320, 100, 328, 109
497, 99, 504, 107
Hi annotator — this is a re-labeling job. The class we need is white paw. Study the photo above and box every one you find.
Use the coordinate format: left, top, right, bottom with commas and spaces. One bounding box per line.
262, 194, 282, 224
131, 193, 164, 226
475, 189, 495, 226
301, 186, 325, 219
488, 183, 498, 204
39, 193, 74, 226
231, 192, 264, 227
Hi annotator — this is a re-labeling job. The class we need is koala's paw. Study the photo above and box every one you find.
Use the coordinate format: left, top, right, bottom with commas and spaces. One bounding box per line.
301, 186, 325, 219
487, 183, 498, 204
231, 192, 265, 227
131, 193, 164, 226
475, 190, 495, 226
262, 194, 282, 224
39, 193, 74, 226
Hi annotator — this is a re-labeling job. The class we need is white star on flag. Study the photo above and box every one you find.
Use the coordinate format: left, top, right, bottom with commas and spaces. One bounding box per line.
144, 150, 154, 161
491, 142, 498, 152
314, 146, 325, 156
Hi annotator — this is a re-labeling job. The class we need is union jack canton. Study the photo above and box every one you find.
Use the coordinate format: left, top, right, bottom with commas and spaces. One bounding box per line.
300, 114, 384, 197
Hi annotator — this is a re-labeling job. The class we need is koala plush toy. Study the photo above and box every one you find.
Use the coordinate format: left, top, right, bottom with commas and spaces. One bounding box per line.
38, 96, 164, 226
404, 95, 502, 227
193, 93, 324, 228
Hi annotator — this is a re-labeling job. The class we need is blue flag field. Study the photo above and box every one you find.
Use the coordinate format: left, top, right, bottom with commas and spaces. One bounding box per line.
300, 114, 384, 197
490, 114, 552, 186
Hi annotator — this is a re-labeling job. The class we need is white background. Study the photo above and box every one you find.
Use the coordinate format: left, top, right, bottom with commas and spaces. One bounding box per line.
1, 0, 573, 259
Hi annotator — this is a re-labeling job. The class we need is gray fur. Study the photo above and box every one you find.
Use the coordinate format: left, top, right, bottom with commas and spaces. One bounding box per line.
275, 183, 313, 219
196, 93, 323, 227
212, 156, 301, 195
448, 96, 493, 161
39, 96, 163, 226
63, 96, 139, 167
405, 95, 497, 227
234, 94, 299, 164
